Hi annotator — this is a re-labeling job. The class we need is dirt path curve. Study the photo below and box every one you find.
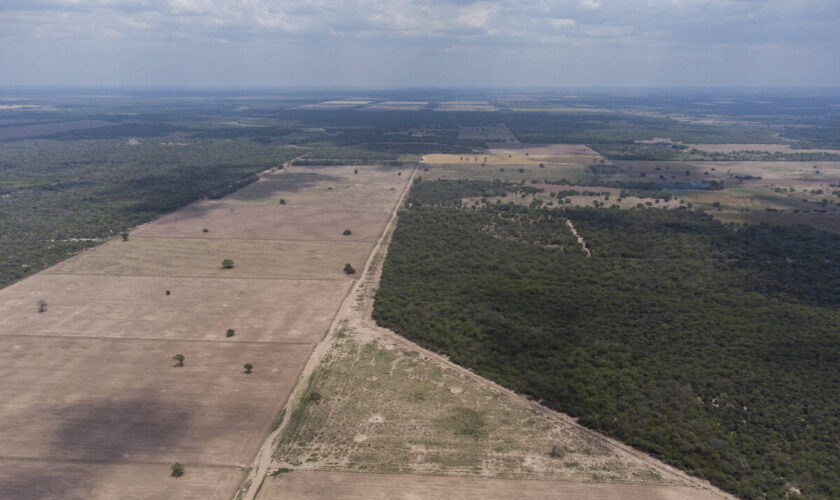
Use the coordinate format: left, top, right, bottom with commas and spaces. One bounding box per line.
238, 162, 418, 500
566, 218, 591, 257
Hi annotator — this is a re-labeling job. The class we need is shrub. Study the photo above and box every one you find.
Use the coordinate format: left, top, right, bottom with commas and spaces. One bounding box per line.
244, 363, 253, 374
171, 463, 184, 477
343, 263, 356, 275
226, 328, 235, 338
221, 259, 234, 269
342, 229, 352, 236
172, 354, 185, 367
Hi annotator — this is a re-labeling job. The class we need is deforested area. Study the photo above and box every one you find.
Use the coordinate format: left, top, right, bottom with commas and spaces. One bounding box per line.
373, 180, 840, 499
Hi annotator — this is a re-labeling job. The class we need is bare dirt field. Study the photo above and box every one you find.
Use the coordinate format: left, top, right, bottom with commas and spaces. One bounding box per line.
0, 461, 243, 500
224, 166, 408, 213
132, 204, 387, 242
435, 101, 499, 112
686, 143, 840, 154
0, 162, 414, 498
0, 274, 349, 342
0, 336, 310, 465
46, 238, 371, 280
366, 101, 428, 111
260, 470, 730, 500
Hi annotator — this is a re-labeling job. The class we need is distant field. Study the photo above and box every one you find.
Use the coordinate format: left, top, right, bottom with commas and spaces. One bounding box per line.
436, 101, 498, 112
0, 120, 114, 140
366, 101, 428, 111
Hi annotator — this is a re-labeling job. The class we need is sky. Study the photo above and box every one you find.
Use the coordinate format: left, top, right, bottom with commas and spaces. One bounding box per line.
0, 0, 838, 88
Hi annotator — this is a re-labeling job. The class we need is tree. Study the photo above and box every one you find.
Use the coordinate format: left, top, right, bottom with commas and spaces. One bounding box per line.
37, 300, 47, 313
173, 354, 185, 367
121, 232, 129, 242
244, 363, 253, 374
342, 229, 352, 236
226, 328, 235, 338
278, 199, 287, 205
171, 463, 184, 477
221, 259, 234, 269
354, 169, 358, 174
343, 263, 356, 275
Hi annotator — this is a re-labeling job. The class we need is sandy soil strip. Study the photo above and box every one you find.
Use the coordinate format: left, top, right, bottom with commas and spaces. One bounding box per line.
566, 219, 591, 257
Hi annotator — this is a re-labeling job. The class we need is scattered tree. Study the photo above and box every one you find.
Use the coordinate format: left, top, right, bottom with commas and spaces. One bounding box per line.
226, 328, 235, 338
221, 259, 234, 269
202, 228, 209, 233
121, 232, 129, 242
171, 463, 184, 477
165, 290, 171, 296
342, 229, 352, 236
173, 354, 185, 367
343, 263, 356, 275
354, 169, 358, 174
244, 363, 253, 374
37, 300, 47, 313
278, 199, 287, 205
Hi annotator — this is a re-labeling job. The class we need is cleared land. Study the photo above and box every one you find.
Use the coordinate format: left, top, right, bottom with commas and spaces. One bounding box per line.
133, 204, 386, 242
261, 471, 730, 500
0, 462, 243, 500
420, 144, 601, 182
366, 101, 428, 111
46, 238, 370, 280
0, 336, 310, 465
0, 162, 412, 498
435, 101, 498, 112
0, 274, 349, 342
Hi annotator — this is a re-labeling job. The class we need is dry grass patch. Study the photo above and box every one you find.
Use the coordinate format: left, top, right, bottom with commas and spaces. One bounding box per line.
273, 326, 697, 485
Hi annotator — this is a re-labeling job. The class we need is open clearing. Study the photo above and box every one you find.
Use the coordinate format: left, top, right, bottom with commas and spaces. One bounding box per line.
0, 336, 310, 465
0, 462, 243, 500
435, 101, 499, 112
366, 101, 428, 111
133, 204, 386, 242
47, 237, 371, 280
261, 471, 729, 500
0, 162, 413, 498
0, 274, 349, 342
686, 143, 840, 154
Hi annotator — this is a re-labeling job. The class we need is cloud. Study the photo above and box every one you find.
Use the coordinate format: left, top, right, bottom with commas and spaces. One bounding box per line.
0, 0, 837, 87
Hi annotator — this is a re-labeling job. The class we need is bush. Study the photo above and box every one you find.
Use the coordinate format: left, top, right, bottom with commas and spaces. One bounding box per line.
342, 229, 352, 236
171, 463, 184, 477
343, 263, 356, 275
221, 259, 234, 269
226, 328, 235, 338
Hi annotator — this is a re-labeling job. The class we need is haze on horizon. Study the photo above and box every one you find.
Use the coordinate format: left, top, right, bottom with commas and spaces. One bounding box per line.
0, 0, 838, 89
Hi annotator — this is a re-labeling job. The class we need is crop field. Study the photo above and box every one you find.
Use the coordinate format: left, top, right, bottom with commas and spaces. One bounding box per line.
0, 336, 310, 464
46, 237, 370, 280
0, 158, 413, 498
365, 101, 428, 110
436, 101, 499, 112
0, 462, 243, 500
0, 274, 349, 342
420, 145, 601, 182
261, 471, 730, 500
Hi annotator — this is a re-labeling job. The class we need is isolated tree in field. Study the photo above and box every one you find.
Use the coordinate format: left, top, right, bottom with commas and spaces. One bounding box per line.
171, 463, 184, 477
342, 229, 352, 236
278, 199, 287, 205
121, 232, 129, 242
354, 168, 358, 174
244, 363, 253, 374
226, 328, 235, 338
221, 259, 234, 269
173, 354, 185, 367
343, 263, 356, 275
37, 300, 47, 313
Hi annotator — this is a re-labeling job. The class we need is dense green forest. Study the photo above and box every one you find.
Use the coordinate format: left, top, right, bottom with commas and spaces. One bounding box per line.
374, 180, 840, 499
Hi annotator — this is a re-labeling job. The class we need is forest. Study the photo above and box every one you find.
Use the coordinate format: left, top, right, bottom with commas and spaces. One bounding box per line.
374, 180, 840, 499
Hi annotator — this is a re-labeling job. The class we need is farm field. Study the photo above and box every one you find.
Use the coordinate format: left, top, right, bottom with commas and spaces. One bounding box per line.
0, 274, 349, 342
0, 160, 413, 498
261, 471, 729, 500
46, 237, 370, 280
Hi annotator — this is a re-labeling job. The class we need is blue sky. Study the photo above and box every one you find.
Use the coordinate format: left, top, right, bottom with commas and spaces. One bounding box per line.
0, 0, 837, 88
